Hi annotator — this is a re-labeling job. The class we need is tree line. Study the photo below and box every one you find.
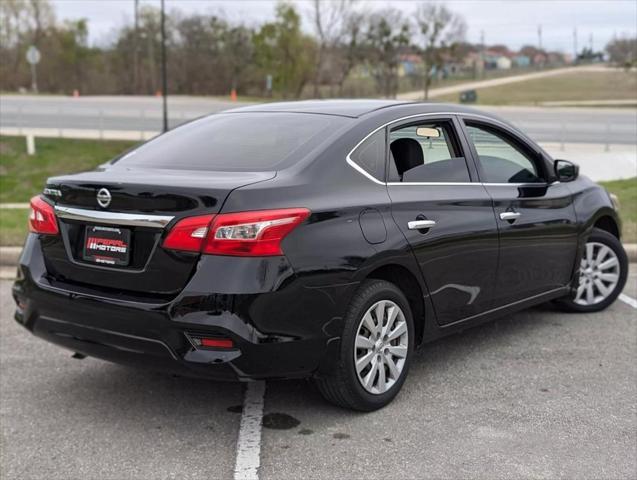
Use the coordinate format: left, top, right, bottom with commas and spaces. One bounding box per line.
1, 0, 634, 99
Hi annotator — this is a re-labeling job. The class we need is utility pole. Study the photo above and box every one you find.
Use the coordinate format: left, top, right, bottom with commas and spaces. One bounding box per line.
537, 24, 542, 51
160, 0, 168, 132
133, 0, 139, 94
480, 30, 485, 79
573, 27, 578, 62
589, 33, 594, 51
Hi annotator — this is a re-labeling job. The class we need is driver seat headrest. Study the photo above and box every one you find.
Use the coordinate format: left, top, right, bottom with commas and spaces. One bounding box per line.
390, 138, 423, 177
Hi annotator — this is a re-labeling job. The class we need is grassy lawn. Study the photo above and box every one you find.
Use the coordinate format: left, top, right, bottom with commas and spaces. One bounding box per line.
437, 70, 637, 105
1, 180, 634, 246
0, 135, 137, 203
0, 209, 29, 246
0, 134, 634, 246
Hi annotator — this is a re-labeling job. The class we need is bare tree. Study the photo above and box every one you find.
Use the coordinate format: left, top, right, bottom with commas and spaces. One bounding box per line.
27, 0, 55, 45
309, 0, 355, 98
334, 10, 365, 96
415, 2, 466, 99
606, 36, 637, 69
366, 9, 410, 98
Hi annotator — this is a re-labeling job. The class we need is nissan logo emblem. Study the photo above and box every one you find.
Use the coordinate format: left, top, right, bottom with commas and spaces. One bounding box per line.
96, 188, 112, 208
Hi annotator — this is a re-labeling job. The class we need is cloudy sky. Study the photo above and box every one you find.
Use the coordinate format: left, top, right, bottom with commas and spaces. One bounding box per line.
52, 0, 637, 53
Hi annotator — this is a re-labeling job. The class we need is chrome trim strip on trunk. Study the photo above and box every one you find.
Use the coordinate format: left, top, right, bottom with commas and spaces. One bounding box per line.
54, 206, 174, 229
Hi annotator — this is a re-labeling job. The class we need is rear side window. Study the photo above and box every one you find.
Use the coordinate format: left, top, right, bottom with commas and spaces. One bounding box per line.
114, 113, 348, 172
349, 130, 386, 181
465, 124, 543, 183
388, 120, 470, 183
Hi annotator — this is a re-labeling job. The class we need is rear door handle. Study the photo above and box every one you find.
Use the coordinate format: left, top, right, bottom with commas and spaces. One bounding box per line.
499, 211, 521, 221
408, 219, 436, 230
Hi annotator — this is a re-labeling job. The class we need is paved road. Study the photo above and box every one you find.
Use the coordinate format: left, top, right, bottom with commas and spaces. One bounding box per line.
1, 269, 636, 479
1, 95, 636, 145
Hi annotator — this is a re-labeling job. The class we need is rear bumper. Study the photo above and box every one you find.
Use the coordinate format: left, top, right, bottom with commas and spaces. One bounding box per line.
12, 235, 356, 381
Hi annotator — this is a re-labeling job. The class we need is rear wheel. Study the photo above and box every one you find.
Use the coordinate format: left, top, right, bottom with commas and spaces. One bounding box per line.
315, 279, 414, 411
555, 228, 628, 313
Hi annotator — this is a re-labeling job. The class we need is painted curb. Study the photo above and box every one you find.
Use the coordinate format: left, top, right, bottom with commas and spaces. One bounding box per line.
1, 244, 636, 267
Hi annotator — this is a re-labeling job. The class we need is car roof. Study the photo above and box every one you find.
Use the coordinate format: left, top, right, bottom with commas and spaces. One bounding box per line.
224, 99, 492, 119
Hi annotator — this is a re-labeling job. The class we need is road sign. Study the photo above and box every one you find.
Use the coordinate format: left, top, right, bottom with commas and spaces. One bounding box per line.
26, 46, 41, 65
26, 46, 40, 93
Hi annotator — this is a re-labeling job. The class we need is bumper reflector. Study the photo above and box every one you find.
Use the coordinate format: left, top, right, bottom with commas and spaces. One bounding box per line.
191, 336, 234, 349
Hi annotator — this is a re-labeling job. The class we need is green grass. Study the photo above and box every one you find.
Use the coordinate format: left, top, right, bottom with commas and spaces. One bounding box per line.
0, 135, 634, 246
600, 177, 637, 243
0, 209, 29, 246
1, 180, 634, 246
437, 71, 637, 105
0, 136, 137, 203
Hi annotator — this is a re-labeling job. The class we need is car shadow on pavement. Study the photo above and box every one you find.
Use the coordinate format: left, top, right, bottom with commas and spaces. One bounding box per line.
32, 302, 601, 422
44, 362, 244, 426
265, 303, 575, 413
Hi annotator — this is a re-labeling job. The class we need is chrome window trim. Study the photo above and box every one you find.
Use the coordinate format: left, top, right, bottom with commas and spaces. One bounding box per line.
482, 181, 560, 187
55, 206, 174, 229
345, 111, 543, 187
386, 181, 477, 186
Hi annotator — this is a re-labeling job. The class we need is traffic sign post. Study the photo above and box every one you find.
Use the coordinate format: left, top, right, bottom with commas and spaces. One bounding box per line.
26, 45, 41, 93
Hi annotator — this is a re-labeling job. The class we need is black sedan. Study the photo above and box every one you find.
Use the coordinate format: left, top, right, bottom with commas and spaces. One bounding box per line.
13, 100, 628, 411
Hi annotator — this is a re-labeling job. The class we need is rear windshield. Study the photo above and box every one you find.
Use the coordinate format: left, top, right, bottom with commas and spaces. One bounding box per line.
114, 112, 348, 171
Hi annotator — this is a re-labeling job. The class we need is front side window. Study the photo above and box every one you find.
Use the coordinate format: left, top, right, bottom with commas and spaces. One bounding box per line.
388, 121, 470, 183
465, 124, 543, 183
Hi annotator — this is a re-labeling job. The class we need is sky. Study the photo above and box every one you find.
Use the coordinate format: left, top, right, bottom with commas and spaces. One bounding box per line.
51, 0, 637, 54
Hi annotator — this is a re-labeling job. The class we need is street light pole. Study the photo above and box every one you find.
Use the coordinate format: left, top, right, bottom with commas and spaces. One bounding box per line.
160, 0, 168, 132
133, 0, 139, 94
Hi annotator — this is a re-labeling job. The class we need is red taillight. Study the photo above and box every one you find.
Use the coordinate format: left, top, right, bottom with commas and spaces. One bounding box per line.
200, 337, 234, 349
162, 214, 215, 253
28, 195, 59, 235
162, 208, 310, 257
204, 208, 310, 256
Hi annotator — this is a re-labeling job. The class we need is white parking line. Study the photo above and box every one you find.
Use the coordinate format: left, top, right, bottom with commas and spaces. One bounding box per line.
618, 294, 637, 309
234, 381, 266, 480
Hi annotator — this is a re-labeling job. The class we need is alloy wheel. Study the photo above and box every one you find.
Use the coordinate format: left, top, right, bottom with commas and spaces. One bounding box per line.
574, 241, 620, 306
354, 300, 409, 395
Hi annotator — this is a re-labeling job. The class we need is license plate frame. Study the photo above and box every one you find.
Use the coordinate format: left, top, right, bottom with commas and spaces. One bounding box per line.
82, 225, 132, 266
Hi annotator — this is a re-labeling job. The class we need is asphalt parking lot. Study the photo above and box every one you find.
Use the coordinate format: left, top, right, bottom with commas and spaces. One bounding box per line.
1, 269, 636, 480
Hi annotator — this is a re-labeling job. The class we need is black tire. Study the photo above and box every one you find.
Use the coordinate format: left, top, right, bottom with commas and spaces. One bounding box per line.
555, 228, 628, 313
315, 279, 415, 411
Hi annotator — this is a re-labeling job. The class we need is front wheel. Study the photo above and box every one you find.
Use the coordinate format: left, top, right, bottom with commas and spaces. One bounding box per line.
555, 228, 628, 313
315, 279, 415, 411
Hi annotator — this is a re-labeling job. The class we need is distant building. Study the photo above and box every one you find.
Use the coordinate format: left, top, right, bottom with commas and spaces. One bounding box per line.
398, 54, 423, 77
547, 52, 567, 66
513, 55, 531, 68
533, 52, 548, 66
496, 56, 512, 70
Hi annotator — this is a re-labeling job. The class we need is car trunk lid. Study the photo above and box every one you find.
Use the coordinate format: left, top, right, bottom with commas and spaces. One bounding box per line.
40, 166, 275, 298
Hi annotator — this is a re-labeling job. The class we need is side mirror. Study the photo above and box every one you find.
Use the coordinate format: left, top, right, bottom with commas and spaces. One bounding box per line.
554, 159, 579, 182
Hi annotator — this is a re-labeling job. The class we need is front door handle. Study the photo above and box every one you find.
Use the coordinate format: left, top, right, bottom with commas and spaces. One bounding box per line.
408, 219, 436, 230
499, 211, 521, 221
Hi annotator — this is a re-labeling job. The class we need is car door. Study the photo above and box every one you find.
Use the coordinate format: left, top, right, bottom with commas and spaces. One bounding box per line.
460, 118, 579, 307
386, 115, 500, 325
